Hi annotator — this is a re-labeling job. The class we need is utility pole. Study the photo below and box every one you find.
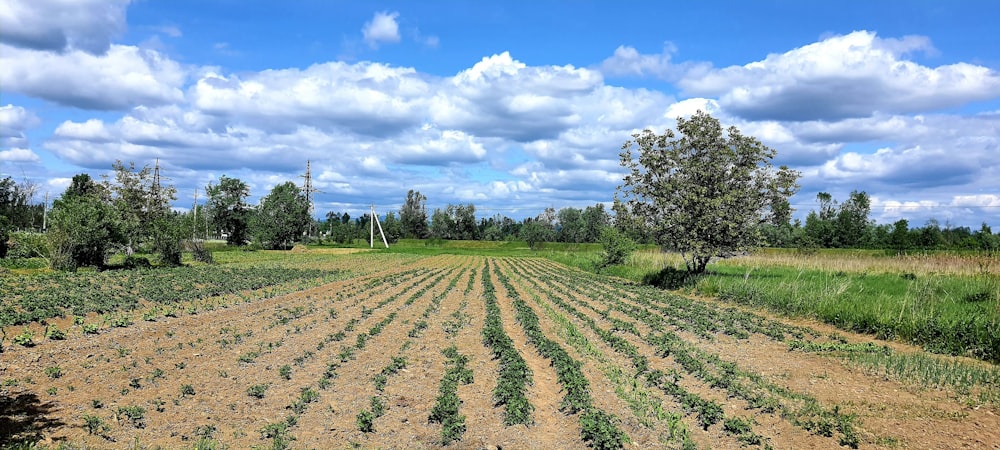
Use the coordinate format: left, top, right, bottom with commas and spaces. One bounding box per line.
192, 188, 198, 240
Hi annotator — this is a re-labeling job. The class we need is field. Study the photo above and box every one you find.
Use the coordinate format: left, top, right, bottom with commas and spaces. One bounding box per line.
2, 248, 999, 449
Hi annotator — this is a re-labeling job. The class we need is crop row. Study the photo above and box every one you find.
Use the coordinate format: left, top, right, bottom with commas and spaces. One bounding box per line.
481, 260, 534, 426
519, 259, 862, 448
429, 345, 475, 444
492, 261, 630, 449
0, 265, 342, 326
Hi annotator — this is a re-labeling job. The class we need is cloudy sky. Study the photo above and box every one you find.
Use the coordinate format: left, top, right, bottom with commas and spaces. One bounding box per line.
2, 1, 999, 227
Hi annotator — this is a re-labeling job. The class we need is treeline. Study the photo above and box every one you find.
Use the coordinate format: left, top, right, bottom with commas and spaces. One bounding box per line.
321, 190, 613, 249
758, 191, 999, 252
4, 162, 999, 271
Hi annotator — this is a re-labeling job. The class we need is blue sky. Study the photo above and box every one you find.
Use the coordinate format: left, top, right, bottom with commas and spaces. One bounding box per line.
2, 1, 999, 227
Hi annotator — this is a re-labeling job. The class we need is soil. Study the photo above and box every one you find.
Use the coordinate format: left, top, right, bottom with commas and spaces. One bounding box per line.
2, 254, 998, 449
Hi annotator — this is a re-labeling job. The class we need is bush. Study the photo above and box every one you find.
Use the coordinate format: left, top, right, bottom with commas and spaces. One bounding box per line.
599, 227, 636, 270
6, 231, 50, 258
643, 266, 700, 290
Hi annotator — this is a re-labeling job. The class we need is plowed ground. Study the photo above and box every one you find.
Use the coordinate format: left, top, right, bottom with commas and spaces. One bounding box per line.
2, 254, 997, 449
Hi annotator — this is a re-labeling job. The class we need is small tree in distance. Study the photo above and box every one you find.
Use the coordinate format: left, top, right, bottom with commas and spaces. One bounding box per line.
617, 110, 800, 274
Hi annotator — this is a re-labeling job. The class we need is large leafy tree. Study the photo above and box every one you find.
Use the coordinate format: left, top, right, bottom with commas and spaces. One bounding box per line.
206, 176, 251, 246
400, 190, 429, 239
252, 182, 310, 250
618, 110, 800, 274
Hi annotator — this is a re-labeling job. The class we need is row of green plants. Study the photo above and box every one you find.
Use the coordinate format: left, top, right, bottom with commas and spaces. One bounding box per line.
0, 264, 338, 326
491, 260, 630, 449
539, 258, 1000, 406
429, 346, 475, 444
504, 260, 697, 447
521, 258, 861, 447
481, 260, 535, 426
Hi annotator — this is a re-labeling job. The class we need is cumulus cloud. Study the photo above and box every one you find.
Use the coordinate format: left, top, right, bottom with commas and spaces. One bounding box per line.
363, 11, 401, 48
0, 0, 130, 54
0, 105, 40, 148
431, 52, 605, 141
0, 44, 187, 110
0, 148, 40, 163
679, 31, 1000, 121
191, 61, 429, 135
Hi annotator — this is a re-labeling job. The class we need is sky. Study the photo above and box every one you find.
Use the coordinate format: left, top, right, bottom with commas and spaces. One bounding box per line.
1, 0, 999, 228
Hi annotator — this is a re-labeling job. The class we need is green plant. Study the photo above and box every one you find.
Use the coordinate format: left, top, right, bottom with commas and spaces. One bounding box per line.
180, 384, 196, 397
117, 405, 147, 428
45, 324, 66, 340
45, 366, 63, 379
580, 410, 630, 450
279, 364, 292, 380
12, 328, 33, 346
356, 410, 374, 433
83, 414, 111, 436
247, 383, 269, 399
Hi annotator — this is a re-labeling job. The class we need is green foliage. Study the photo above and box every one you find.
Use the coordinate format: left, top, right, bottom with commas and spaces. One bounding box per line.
117, 405, 147, 428
252, 181, 310, 250
355, 410, 375, 433
618, 110, 800, 273
206, 176, 252, 246
598, 226, 635, 269
0, 264, 330, 327
400, 189, 429, 238
520, 220, 553, 250
5, 231, 50, 259
279, 364, 292, 380
82, 414, 111, 436
247, 383, 269, 399
580, 410, 630, 450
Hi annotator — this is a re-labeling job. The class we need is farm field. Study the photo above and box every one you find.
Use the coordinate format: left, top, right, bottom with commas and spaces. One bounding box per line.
2, 250, 999, 449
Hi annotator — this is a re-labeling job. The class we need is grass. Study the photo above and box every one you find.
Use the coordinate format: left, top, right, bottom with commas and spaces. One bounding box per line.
693, 263, 1000, 362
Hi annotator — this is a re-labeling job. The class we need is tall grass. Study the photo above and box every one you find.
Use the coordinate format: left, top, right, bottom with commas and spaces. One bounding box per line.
694, 263, 1000, 363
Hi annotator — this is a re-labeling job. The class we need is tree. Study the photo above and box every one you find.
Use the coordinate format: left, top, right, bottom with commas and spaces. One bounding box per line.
47, 174, 117, 270
400, 190, 429, 239
581, 204, 611, 243
834, 190, 871, 248
618, 110, 800, 274
430, 208, 453, 240
889, 219, 911, 252
556, 207, 585, 243
252, 182, 310, 250
520, 219, 553, 250
206, 176, 251, 246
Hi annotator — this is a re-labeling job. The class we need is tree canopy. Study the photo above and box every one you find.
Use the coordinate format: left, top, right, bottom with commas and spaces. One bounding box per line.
618, 110, 800, 273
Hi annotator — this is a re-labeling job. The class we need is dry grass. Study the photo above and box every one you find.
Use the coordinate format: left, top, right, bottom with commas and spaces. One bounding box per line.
723, 249, 998, 276
627, 247, 999, 276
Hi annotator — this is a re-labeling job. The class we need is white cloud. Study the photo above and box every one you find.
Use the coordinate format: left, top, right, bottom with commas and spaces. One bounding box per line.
0, 0, 130, 54
679, 31, 1000, 121
0, 105, 40, 148
0, 148, 40, 162
362, 11, 401, 49
190, 62, 429, 135
0, 44, 187, 110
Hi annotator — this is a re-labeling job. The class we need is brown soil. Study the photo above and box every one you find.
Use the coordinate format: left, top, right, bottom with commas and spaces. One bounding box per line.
2, 254, 998, 449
